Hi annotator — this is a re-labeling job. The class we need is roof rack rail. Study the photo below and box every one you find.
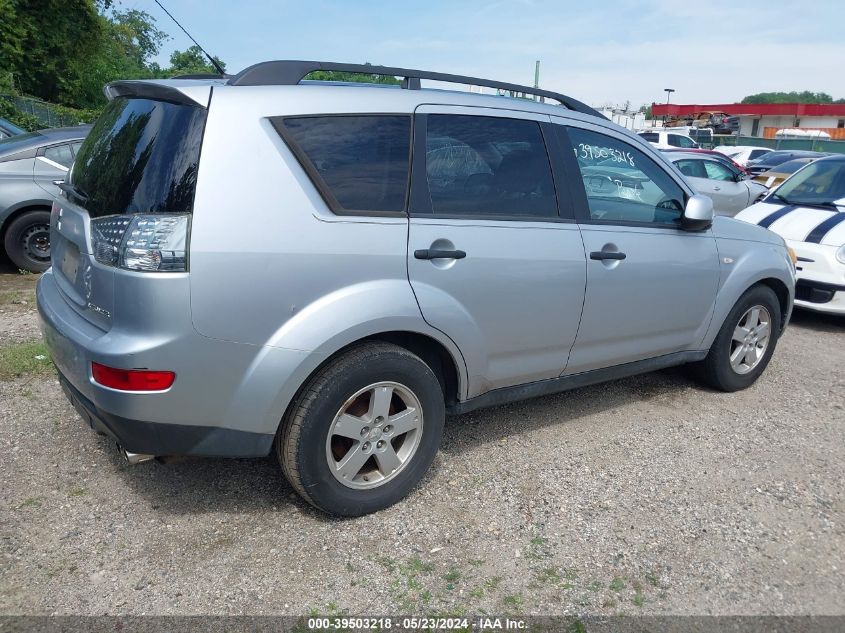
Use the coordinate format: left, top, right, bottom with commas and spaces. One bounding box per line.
228, 60, 603, 119
171, 73, 229, 80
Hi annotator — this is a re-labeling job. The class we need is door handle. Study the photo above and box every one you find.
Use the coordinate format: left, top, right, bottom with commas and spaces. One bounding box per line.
714, 186, 721, 191
414, 249, 467, 260
589, 251, 626, 261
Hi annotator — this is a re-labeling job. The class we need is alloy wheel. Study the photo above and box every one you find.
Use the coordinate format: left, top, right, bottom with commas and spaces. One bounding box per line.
325, 381, 423, 490
729, 305, 771, 375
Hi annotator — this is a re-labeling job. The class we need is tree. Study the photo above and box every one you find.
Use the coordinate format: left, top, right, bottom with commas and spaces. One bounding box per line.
741, 91, 837, 104
0, 0, 103, 104
639, 104, 653, 119
166, 45, 226, 77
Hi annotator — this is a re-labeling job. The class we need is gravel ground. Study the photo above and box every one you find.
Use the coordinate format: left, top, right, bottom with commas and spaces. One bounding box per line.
0, 268, 843, 616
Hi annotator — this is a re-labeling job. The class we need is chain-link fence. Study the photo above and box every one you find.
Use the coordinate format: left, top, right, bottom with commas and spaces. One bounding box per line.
0, 95, 94, 128
713, 134, 845, 154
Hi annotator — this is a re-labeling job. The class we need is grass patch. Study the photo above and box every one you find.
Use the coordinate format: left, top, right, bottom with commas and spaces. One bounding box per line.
632, 590, 646, 607
609, 577, 626, 592
502, 594, 524, 613
484, 576, 502, 591
0, 341, 51, 380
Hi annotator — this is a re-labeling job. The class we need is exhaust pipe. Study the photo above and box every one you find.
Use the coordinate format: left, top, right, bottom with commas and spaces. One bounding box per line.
120, 447, 155, 465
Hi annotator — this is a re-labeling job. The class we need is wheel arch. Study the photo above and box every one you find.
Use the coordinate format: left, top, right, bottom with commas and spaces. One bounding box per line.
757, 277, 791, 333
1, 202, 52, 239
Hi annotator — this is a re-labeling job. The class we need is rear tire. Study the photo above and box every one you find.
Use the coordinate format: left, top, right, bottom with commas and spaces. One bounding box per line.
4, 210, 52, 273
277, 342, 445, 516
697, 284, 781, 392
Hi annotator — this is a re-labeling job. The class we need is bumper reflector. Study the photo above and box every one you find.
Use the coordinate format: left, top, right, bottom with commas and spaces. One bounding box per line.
91, 362, 175, 391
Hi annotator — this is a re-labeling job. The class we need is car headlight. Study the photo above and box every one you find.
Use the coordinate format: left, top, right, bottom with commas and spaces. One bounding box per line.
836, 244, 845, 264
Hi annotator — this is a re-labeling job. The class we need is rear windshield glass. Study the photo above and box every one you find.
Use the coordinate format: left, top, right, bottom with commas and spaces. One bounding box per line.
70, 97, 206, 218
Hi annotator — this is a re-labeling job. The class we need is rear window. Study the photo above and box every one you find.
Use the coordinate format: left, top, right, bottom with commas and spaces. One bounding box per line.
275, 115, 411, 214
70, 97, 206, 218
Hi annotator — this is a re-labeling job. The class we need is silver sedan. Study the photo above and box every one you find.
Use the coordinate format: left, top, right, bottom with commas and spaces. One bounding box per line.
670, 152, 768, 216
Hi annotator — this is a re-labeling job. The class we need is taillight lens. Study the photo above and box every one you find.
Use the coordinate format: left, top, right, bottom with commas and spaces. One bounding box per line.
91, 214, 189, 272
91, 362, 175, 391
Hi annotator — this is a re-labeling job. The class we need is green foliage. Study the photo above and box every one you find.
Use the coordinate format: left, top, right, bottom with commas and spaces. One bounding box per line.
0, 0, 226, 112
0, 0, 103, 105
0, 98, 42, 131
165, 45, 226, 77
741, 91, 844, 104
304, 68, 401, 85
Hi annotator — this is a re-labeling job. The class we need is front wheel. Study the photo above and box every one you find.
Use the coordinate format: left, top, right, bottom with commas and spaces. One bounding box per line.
696, 284, 782, 392
277, 343, 445, 516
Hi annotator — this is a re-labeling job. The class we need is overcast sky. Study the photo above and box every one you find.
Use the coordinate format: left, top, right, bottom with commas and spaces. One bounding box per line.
144, 0, 845, 109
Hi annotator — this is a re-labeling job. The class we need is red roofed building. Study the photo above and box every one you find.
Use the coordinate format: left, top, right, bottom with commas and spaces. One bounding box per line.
651, 103, 845, 139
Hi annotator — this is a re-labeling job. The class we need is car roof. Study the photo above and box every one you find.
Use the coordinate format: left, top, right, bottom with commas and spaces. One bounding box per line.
667, 151, 722, 162
0, 125, 91, 159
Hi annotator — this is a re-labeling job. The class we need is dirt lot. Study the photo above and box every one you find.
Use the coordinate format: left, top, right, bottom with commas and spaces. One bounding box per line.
1, 265, 843, 616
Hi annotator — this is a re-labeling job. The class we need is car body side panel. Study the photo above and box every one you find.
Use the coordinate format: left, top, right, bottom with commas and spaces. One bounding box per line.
701, 235, 796, 348
0, 158, 46, 222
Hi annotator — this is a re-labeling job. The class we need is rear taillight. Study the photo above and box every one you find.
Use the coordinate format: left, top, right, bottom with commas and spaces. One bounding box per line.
91, 214, 189, 272
91, 362, 175, 391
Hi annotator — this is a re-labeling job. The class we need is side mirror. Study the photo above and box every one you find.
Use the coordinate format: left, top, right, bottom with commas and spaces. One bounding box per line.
735, 172, 746, 182
682, 194, 714, 231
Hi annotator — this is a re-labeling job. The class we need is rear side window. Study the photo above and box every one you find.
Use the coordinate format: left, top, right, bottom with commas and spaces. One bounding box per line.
668, 134, 696, 148
639, 132, 658, 143
277, 116, 411, 214
423, 115, 556, 218
71, 97, 206, 219
749, 149, 769, 160
43, 144, 75, 168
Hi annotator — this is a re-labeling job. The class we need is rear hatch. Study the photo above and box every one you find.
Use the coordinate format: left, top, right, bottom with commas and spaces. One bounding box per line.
50, 85, 209, 331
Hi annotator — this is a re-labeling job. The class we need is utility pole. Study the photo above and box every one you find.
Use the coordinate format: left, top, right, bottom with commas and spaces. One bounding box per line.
663, 88, 675, 124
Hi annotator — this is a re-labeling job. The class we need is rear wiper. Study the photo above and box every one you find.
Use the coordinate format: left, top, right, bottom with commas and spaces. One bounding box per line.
56, 181, 89, 203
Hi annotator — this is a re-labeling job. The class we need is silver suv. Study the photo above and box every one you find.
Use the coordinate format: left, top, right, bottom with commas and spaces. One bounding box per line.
37, 61, 796, 516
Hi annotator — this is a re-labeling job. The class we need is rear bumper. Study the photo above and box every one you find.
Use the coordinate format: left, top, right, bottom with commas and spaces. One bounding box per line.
36, 268, 301, 456
57, 369, 273, 456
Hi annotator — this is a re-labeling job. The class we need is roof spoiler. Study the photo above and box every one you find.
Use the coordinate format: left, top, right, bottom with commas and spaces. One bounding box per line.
103, 81, 211, 107
228, 60, 604, 119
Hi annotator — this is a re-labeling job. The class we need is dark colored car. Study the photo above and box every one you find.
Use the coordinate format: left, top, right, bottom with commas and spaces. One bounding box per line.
0, 118, 26, 140
0, 126, 91, 271
746, 150, 830, 176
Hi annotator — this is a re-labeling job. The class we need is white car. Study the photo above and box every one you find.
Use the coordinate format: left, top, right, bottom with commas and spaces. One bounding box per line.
638, 129, 699, 149
669, 152, 768, 216
715, 145, 773, 167
735, 155, 845, 314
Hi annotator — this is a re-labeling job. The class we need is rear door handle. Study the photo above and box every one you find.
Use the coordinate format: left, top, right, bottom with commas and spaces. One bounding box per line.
589, 251, 626, 261
414, 249, 467, 260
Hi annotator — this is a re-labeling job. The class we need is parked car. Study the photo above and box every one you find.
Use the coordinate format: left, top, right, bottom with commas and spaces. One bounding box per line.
661, 147, 751, 175
736, 155, 845, 314
714, 145, 773, 167
0, 118, 26, 140
752, 157, 819, 189
37, 62, 795, 516
0, 126, 91, 271
713, 116, 740, 135
638, 129, 699, 149
746, 150, 828, 176
668, 152, 768, 216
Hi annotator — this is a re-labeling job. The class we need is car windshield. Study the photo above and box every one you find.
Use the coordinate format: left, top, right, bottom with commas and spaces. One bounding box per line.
765, 159, 813, 175
774, 160, 845, 205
